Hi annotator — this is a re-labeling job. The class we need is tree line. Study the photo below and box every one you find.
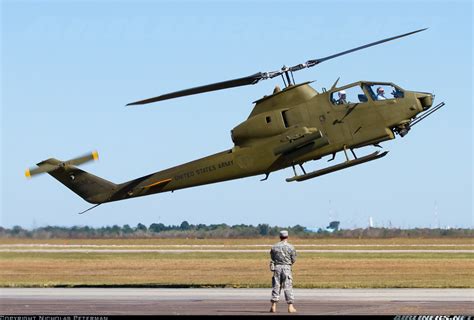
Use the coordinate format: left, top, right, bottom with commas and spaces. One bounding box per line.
0, 222, 471, 239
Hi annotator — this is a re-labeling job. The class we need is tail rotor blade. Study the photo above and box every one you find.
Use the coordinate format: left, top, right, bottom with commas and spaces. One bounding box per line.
25, 151, 99, 179
25, 163, 58, 178
66, 150, 99, 166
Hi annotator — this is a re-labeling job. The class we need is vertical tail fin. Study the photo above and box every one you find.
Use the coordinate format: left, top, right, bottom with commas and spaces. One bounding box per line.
25, 151, 117, 204
47, 165, 117, 204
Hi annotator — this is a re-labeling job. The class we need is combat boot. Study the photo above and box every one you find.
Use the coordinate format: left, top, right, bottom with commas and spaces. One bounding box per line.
269, 302, 277, 313
288, 303, 297, 313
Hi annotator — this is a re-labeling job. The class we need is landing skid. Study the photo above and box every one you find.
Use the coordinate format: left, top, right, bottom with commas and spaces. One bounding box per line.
286, 151, 389, 182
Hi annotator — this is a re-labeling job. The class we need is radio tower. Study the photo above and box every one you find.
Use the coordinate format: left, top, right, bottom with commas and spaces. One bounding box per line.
434, 201, 440, 229
329, 200, 333, 223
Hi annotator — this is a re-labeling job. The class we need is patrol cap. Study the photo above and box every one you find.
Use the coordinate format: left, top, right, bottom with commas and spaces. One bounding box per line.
279, 230, 289, 238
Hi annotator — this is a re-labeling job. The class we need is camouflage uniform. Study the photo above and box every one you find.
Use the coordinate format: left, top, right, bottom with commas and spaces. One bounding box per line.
270, 239, 296, 304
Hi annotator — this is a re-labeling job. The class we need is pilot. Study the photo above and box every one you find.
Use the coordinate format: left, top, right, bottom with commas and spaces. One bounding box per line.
336, 90, 347, 104
376, 87, 386, 100
269, 230, 297, 313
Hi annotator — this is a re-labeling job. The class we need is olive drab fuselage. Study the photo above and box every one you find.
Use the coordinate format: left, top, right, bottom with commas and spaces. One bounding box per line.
106, 80, 432, 203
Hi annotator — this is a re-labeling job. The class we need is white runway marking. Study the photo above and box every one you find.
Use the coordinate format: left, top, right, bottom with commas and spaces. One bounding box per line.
1, 288, 473, 301
2, 243, 472, 253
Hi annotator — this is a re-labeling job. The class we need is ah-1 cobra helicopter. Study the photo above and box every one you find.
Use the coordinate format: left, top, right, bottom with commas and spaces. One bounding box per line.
26, 28, 445, 213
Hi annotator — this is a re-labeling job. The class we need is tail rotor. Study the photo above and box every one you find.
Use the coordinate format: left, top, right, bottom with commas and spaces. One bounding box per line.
25, 151, 99, 179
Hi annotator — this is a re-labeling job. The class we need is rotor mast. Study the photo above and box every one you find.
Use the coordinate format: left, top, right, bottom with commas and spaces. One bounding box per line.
281, 66, 294, 87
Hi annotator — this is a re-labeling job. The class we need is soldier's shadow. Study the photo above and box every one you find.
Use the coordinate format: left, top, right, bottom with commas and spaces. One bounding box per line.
216, 309, 270, 314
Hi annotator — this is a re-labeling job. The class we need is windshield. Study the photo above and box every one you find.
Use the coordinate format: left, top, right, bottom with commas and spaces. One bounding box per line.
331, 85, 368, 105
365, 84, 404, 101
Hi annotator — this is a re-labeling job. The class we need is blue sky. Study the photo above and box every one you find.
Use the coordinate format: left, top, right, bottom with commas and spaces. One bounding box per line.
1, 0, 472, 229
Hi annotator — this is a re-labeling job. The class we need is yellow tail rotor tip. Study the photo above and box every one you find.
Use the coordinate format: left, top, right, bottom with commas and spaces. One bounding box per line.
92, 150, 99, 161
25, 169, 31, 179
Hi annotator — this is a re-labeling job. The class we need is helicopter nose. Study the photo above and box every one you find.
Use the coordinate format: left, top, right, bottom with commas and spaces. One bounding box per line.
417, 92, 434, 110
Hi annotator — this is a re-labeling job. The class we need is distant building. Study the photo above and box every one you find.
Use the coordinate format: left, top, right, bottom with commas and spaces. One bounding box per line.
326, 221, 340, 232
305, 221, 340, 233
304, 226, 320, 233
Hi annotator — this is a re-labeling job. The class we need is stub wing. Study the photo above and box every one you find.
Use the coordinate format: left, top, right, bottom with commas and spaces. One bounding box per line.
273, 130, 329, 156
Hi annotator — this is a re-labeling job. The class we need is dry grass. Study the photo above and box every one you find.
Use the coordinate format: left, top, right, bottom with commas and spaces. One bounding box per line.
1, 251, 472, 288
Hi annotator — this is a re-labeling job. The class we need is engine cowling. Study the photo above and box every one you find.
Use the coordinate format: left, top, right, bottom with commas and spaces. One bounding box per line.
231, 111, 287, 146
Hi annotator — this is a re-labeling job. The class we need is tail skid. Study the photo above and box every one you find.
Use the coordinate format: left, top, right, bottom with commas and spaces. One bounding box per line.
78, 203, 102, 215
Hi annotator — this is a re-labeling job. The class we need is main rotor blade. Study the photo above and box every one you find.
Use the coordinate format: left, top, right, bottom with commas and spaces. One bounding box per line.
304, 28, 427, 68
126, 72, 266, 106
127, 28, 427, 106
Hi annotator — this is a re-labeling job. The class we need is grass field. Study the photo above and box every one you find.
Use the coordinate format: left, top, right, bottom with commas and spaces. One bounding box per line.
1, 238, 472, 288
1, 237, 472, 245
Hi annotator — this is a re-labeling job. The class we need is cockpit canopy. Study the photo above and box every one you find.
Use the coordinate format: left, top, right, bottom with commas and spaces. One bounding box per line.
331, 82, 404, 105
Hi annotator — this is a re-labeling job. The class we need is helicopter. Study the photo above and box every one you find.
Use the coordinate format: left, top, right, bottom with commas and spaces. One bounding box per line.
25, 28, 445, 214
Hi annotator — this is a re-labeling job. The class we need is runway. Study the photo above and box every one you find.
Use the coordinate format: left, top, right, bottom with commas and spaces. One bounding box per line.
1, 288, 473, 315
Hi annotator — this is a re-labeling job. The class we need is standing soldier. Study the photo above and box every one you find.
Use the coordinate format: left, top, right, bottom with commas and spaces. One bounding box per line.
269, 230, 297, 313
